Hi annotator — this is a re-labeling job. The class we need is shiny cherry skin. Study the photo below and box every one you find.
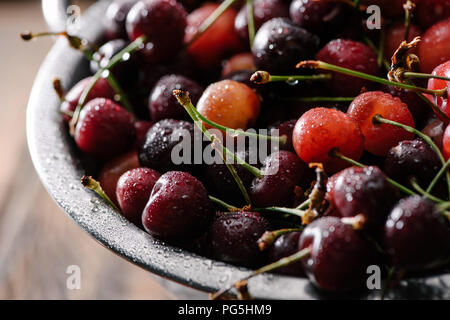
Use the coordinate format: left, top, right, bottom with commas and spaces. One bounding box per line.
74, 98, 135, 159
426, 60, 450, 120
185, 3, 242, 69
333, 166, 397, 228
269, 119, 297, 152
347, 91, 415, 156
383, 196, 450, 270
134, 120, 153, 148
209, 211, 270, 267
149, 74, 204, 122
293, 107, 364, 173
299, 216, 374, 292
416, 0, 450, 29
196, 80, 261, 130
267, 232, 305, 277
252, 17, 320, 74
60, 77, 115, 123
422, 118, 445, 150
418, 18, 450, 73
126, 0, 187, 63
221, 52, 255, 78
316, 39, 379, 96
142, 171, 214, 240
116, 167, 161, 226
442, 123, 450, 159
250, 151, 306, 208
104, 0, 137, 40
98, 151, 140, 205
384, 22, 422, 60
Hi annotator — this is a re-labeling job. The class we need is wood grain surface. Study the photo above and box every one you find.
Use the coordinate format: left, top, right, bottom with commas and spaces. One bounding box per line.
0, 0, 205, 300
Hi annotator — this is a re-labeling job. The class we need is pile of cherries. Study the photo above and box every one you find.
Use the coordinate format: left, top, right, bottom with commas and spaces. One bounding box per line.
27, 0, 450, 297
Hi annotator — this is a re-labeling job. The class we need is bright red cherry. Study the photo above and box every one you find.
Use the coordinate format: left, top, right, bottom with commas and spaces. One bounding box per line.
426, 60, 450, 120
418, 18, 450, 73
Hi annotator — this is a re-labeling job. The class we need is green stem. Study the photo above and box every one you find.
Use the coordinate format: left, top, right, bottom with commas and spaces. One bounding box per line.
427, 159, 450, 193
251, 70, 332, 84
404, 71, 450, 82
104, 73, 135, 115
190, 106, 286, 145
69, 36, 146, 134
363, 34, 390, 71
254, 206, 306, 219
81, 175, 120, 212
378, 29, 386, 68
373, 114, 450, 198
211, 247, 311, 300
410, 178, 445, 204
246, 0, 255, 47
257, 228, 303, 251
297, 60, 447, 96
208, 195, 239, 211
185, 0, 237, 47
295, 199, 310, 210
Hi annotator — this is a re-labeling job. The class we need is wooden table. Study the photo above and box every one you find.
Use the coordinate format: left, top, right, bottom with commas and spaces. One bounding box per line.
0, 0, 205, 300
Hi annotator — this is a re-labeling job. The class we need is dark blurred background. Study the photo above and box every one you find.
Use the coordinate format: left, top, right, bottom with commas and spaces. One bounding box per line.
0, 0, 175, 300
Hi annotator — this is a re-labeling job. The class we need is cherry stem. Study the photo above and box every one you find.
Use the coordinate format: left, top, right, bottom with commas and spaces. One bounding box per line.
341, 214, 367, 230
297, 60, 448, 96
257, 228, 303, 251
330, 149, 417, 196
378, 29, 386, 68
211, 247, 311, 300
403, 0, 415, 41
362, 35, 390, 71
53, 77, 65, 102
409, 178, 445, 204
404, 71, 450, 82
427, 158, 450, 193
190, 106, 287, 145
174, 90, 257, 205
372, 114, 450, 198
81, 175, 120, 212
250, 70, 332, 84
209, 195, 239, 211
254, 206, 307, 219
283, 96, 355, 103
69, 36, 146, 134
185, 0, 237, 48
246, 0, 256, 47
295, 198, 310, 210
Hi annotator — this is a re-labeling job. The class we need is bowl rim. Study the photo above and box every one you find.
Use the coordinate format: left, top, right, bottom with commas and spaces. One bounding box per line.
26, 0, 450, 300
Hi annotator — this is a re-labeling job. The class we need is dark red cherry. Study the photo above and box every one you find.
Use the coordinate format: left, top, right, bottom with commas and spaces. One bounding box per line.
209, 211, 270, 267
142, 171, 213, 240
74, 98, 136, 159
60, 77, 115, 123
418, 18, 450, 73
116, 167, 161, 226
250, 151, 306, 208
416, 0, 450, 29
269, 119, 297, 152
149, 74, 203, 122
252, 17, 320, 74
134, 120, 153, 148
333, 166, 397, 228
384, 139, 441, 186
98, 151, 140, 205
234, 0, 289, 42
384, 22, 422, 60
316, 39, 379, 96
126, 0, 187, 63
104, 0, 137, 40
383, 196, 450, 270
299, 216, 374, 292
267, 232, 305, 277
422, 118, 445, 150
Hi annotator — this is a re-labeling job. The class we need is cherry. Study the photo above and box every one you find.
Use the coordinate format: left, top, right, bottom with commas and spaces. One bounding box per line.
269, 119, 297, 152
383, 196, 450, 270
384, 22, 422, 60
418, 18, 450, 73
416, 0, 450, 29
325, 169, 344, 210
384, 139, 441, 186
142, 171, 214, 240
126, 0, 187, 63
98, 151, 140, 205
221, 52, 255, 78
250, 151, 306, 208
316, 39, 379, 96
252, 17, 320, 74
442, 123, 450, 159
90, 39, 140, 89
347, 91, 415, 156
104, 0, 137, 40
134, 120, 153, 148
185, 3, 242, 69
116, 167, 161, 226
267, 232, 305, 277
138, 119, 197, 173
209, 211, 271, 267
289, 0, 349, 36
333, 166, 397, 228
149, 74, 204, 122
299, 216, 374, 292
196, 80, 261, 130
422, 118, 445, 150
60, 77, 115, 123
292, 107, 364, 173
234, 0, 289, 42
74, 98, 135, 159
426, 60, 450, 119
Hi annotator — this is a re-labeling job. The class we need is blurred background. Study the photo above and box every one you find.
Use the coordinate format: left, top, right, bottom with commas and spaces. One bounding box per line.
0, 0, 194, 300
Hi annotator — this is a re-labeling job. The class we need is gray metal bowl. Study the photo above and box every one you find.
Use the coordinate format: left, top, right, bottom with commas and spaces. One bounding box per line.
27, 0, 450, 299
